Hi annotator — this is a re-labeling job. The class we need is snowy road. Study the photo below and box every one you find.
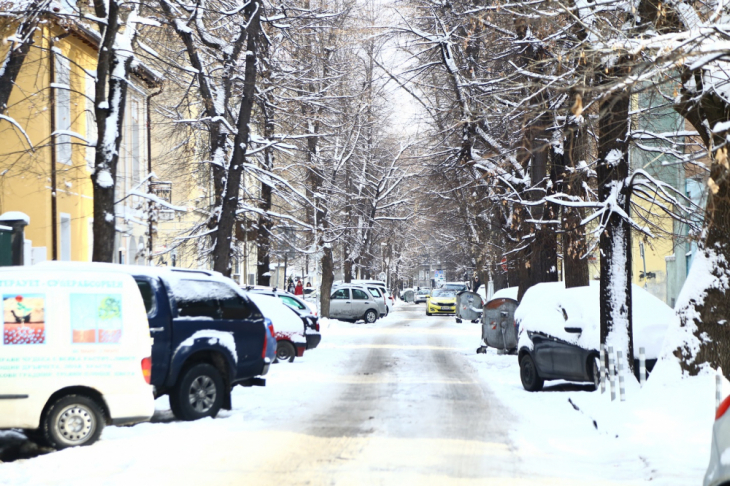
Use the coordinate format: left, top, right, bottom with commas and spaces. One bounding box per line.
0, 303, 711, 485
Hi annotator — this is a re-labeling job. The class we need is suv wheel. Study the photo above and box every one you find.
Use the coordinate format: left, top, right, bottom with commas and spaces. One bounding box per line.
42, 394, 105, 449
171, 363, 224, 421
519, 354, 544, 392
276, 341, 296, 363
364, 309, 377, 323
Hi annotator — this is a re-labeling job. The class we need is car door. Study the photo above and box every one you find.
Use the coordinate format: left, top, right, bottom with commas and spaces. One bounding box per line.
329, 288, 349, 318
367, 287, 385, 315
530, 333, 555, 377
133, 276, 170, 387
351, 288, 372, 318
551, 339, 588, 380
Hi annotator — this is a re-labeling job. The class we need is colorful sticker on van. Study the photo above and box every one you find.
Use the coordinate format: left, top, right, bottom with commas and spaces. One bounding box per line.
2, 294, 46, 345
70, 294, 122, 344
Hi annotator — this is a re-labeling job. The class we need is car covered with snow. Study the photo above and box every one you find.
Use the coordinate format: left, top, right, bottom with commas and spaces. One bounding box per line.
516, 282, 674, 392
36, 263, 276, 421
241, 287, 320, 347
246, 291, 310, 363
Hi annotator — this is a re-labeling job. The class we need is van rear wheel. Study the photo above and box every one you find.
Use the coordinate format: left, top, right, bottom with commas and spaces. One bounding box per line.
171, 363, 224, 421
43, 394, 105, 449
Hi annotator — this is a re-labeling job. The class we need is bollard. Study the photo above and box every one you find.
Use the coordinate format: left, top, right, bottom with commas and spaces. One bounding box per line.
600, 345, 606, 394
617, 350, 626, 402
717, 372, 723, 410
639, 347, 646, 386
608, 346, 616, 401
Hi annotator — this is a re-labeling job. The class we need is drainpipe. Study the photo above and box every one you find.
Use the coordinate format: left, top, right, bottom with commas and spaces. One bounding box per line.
48, 36, 58, 261
146, 83, 164, 264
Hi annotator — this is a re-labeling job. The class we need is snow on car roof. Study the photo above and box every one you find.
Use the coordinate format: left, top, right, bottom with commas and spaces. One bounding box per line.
246, 292, 304, 334
515, 282, 675, 359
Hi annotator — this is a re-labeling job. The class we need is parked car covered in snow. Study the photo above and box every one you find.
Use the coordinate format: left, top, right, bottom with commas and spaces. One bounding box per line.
37, 263, 276, 422
516, 282, 674, 392
245, 291, 313, 362
0, 267, 155, 449
242, 287, 321, 348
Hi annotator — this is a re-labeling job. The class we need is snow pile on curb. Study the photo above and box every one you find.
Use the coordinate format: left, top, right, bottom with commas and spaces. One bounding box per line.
467, 349, 718, 484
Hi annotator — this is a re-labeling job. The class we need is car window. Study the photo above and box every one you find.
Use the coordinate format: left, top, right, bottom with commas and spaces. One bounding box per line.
352, 289, 369, 300
279, 295, 306, 310
219, 293, 253, 320
134, 279, 157, 318
171, 279, 249, 319
368, 288, 382, 298
332, 289, 349, 300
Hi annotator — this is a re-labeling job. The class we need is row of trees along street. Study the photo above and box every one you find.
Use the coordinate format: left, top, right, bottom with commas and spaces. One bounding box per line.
0, 0, 728, 378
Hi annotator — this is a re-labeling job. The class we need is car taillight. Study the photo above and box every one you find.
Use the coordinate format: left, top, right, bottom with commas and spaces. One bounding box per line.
141, 357, 152, 384
717, 395, 730, 420
263, 318, 273, 358
315, 322, 320, 332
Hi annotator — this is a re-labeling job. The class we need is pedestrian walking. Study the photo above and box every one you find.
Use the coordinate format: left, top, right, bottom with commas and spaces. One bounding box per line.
295, 279, 303, 296
287, 278, 295, 293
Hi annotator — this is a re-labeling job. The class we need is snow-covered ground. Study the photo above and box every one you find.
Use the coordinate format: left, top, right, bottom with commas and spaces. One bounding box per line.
0, 302, 717, 485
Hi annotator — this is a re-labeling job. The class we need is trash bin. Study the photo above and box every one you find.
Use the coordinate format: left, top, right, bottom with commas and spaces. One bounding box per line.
455, 291, 483, 323
480, 290, 519, 354
0, 225, 11, 266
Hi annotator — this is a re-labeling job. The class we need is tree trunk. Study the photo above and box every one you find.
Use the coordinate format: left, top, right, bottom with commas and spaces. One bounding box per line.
597, 80, 634, 372
559, 111, 589, 288
256, 91, 274, 286
517, 112, 558, 301
320, 245, 334, 317
92, 0, 133, 262
672, 67, 730, 377
211, 2, 261, 276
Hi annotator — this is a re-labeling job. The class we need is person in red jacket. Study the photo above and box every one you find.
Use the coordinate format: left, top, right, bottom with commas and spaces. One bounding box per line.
294, 279, 304, 296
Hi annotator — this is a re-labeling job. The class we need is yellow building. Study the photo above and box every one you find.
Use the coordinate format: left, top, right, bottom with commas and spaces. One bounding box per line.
0, 19, 159, 264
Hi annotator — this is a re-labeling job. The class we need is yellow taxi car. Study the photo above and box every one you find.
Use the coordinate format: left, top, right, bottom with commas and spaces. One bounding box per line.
426, 289, 458, 316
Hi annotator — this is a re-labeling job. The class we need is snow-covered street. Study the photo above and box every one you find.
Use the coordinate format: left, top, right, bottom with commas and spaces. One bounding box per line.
0, 302, 715, 485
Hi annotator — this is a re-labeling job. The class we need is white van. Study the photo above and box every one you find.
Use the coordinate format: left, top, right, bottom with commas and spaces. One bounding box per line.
0, 267, 154, 449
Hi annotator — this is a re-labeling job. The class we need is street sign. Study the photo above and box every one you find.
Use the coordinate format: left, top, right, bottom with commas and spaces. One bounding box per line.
378, 272, 386, 281
500, 257, 508, 272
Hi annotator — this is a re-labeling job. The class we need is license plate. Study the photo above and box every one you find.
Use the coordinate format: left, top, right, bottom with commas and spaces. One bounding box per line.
441, 306, 452, 310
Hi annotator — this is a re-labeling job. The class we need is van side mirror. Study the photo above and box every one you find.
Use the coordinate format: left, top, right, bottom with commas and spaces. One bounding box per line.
564, 327, 582, 334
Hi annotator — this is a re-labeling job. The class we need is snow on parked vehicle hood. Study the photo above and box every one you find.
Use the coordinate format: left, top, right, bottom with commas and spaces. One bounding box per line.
515, 281, 675, 359
246, 293, 305, 340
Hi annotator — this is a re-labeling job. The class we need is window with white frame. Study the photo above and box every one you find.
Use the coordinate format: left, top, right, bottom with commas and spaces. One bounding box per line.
55, 54, 72, 165
85, 71, 97, 170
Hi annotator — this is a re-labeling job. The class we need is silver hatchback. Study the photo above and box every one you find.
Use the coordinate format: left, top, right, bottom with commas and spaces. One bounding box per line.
329, 285, 381, 323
